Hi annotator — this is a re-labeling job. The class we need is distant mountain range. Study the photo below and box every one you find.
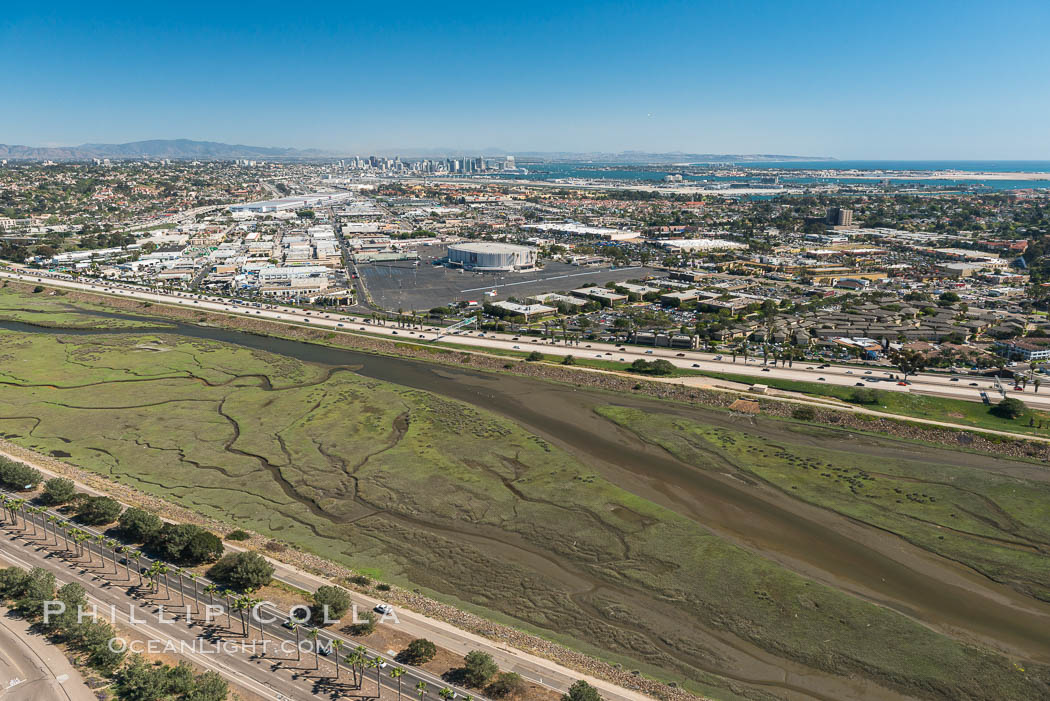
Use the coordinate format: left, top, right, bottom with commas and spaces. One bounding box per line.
0, 139, 831, 163
0, 139, 328, 161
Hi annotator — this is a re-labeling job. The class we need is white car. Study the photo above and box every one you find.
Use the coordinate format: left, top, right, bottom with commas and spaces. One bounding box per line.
374, 604, 394, 615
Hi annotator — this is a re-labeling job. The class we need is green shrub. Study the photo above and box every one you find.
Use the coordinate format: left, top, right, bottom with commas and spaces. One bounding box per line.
41, 477, 77, 505
225, 529, 251, 541
991, 397, 1025, 419
207, 551, 274, 591
0, 457, 42, 490
311, 585, 352, 625
486, 672, 526, 698
347, 610, 377, 636
563, 680, 604, 701
628, 359, 675, 376
75, 495, 122, 525
462, 650, 499, 688
397, 638, 437, 664
150, 523, 223, 565
118, 507, 163, 542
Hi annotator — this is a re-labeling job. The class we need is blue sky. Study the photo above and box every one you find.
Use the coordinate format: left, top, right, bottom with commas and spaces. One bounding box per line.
3, 1, 1050, 158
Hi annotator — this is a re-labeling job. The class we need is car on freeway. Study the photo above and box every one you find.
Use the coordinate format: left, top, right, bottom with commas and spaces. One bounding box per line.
864, 370, 872, 374
713, 355, 723, 360
676, 353, 685, 357
513, 345, 520, 349
897, 381, 908, 386
950, 377, 959, 382
645, 350, 654, 354
855, 382, 865, 386
970, 382, 979, 386
818, 377, 826, 381
692, 363, 700, 367
761, 368, 770, 372
374, 604, 394, 615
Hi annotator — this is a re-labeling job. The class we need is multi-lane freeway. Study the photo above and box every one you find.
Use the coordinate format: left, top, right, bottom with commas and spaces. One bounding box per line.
2, 267, 1043, 410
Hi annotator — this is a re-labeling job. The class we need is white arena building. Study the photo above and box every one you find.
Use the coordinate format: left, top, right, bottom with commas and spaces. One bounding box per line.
446, 242, 537, 271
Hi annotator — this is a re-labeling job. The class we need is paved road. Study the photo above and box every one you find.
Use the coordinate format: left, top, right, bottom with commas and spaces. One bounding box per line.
3, 268, 1044, 411
0, 507, 482, 701
0, 610, 94, 701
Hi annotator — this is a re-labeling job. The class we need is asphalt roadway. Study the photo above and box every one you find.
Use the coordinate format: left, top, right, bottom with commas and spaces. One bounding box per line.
0, 610, 94, 701
4, 268, 1042, 412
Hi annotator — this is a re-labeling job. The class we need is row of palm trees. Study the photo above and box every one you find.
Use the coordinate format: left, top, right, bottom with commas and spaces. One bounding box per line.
0, 492, 473, 701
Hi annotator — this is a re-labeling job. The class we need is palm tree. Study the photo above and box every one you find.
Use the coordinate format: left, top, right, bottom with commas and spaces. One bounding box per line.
287, 621, 300, 661
72, 530, 87, 559
223, 589, 236, 629
368, 657, 382, 694
346, 649, 363, 687
116, 546, 130, 581
9, 498, 25, 530
186, 572, 200, 614
439, 687, 454, 700
156, 563, 170, 598
354, 646, 368, 686
47, 515, 60, 546
390, 667, 405, 701
133, 551, 145, 586
95, 535, 109, 571
233, 595, 250, 637
331, 639, 344, 680
172, 567, 185, 607
27, 506, 41, 537
146, 562, 163, 594
21, 503, 36, 536
307, 628, 321, 670
247, 595, 265, 641
203, 583, 217, 607
415, 680, 428, 701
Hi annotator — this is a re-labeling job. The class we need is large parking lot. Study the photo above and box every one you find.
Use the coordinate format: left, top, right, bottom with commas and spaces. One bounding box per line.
358, 246, 658, 311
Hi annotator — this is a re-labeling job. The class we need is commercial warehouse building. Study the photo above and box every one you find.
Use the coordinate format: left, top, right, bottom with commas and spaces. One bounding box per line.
446, 242, 537, 271
229, 192, 352, 214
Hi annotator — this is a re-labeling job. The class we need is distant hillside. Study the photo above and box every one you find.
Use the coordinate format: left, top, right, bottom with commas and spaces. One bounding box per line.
0, 139, 831, 163
0, 139, 330, 161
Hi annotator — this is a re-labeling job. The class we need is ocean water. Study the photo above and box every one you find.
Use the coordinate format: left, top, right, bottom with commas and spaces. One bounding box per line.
499, 160, 1050, 191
